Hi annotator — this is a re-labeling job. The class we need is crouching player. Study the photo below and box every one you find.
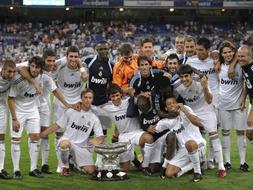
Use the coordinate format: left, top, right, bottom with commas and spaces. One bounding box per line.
40, 89, 104, 176
156, 96, 206, 182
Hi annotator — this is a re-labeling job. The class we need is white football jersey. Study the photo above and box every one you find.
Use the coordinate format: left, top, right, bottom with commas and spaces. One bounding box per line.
54, 65, 84, 104
175, 80, 214, 115
218, 63, 244, 110
186, 56, 219, 107
156, 106, 205, 149
56, 108, 103, 147
9, 73, 51, 113
97, 97, 142, 134
39, 74, 57, 106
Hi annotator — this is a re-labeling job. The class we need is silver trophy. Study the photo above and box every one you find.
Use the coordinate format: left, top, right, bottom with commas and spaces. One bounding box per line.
93, 142, 129, 181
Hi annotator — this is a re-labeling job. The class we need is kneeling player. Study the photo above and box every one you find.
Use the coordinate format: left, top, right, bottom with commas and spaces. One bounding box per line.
156, 96, 206, 182
40, 89, 104, 176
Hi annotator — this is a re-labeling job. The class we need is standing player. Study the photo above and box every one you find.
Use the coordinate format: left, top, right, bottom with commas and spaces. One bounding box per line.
185, 37, 220, 168
113, 43, 138, 95
175, 64, 226, 178
165, 35, 185, 64
156, 96, 206, 182
0, 60, 16, 179
8, 57, 50, 178
218, 41, 250, 172
237, 45, 253, 149
40, 89, 104, 176
139, 38, 164, 69
129, 56, 172, 111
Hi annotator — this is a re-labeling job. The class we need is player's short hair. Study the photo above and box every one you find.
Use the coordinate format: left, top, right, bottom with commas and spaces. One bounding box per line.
81, 88, 94, 98
137, 95, 151, 114
218, 40, 236, 64
28, 56, 44, 69
175, 34, 185, 40
119, 43, 133, 56
165, 53, 179, 63
185, 35, 196, 44
107, 83, 123, 96
240, 44, 252, 57
197, 37, 211, 50
165, 95, 177, 102
178, 64, 193, 75
2, 59, 16, 70
141, 37, 154, 47
137, 55, 152, 66
43, 48, 56, 59
66, 46, 80, 56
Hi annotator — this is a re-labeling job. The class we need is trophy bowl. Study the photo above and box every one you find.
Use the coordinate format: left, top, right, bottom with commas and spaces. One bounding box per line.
92, 142, 129, 181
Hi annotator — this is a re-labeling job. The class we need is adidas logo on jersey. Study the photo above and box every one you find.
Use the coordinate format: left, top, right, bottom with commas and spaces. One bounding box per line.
115, 114, 126, 121
70, 122, 88, 132
63, 82, 81, 88
143, 116, 160, 125
90, 76, 107, 84
220, 78, 239, 85
24, 92, 36, 98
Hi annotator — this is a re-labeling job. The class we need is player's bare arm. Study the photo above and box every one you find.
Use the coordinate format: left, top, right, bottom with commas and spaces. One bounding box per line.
200, 75, 213, 104
18, 66, 42, 95
8, 96, 20, 132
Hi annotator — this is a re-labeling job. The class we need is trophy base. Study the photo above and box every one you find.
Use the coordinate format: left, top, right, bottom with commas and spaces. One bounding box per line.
91, 169, 129, 181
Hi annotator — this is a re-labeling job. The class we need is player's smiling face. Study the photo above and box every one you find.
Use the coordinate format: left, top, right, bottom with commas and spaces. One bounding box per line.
175, 37, 185, 54
221, 47, 235, 64
165, 97, 177, 113
110, 92, 122, 106
184, 40, 196, 57
44, 56, 56, 71
1, 66, 16, 80
67, 52, 79, 69
139, 60, 151, 77
196, 45, 208, 61
81, 92, 93, 109
142, 42, 153, 57
180, 73, 193, 87
166, 58, 179, 74
29, 62, 42, 78
238, 48, 251, 66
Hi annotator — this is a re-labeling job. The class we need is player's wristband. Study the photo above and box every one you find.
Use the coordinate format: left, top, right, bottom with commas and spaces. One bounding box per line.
80, 67, 86, 73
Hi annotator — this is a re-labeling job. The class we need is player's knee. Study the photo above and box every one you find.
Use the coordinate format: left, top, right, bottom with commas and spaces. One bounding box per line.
185, 140, 198, 152
83, 165, 95, 174
165, 167, 176, 178
59, 140, 71, 149
29, 134, 40, 141
246, 130, 253, 141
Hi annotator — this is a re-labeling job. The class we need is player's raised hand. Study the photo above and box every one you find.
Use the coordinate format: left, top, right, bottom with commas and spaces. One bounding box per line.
200, 75, 208, 89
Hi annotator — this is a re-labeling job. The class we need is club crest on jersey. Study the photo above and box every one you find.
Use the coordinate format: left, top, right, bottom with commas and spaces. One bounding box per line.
251, 65, 253, 71
98, 71, 103, 77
